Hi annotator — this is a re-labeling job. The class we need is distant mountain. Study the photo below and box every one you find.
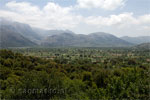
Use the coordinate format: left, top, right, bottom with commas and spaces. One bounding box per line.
133, 43, 150, 50
120, 36, 150, 44
2, 19, 147, 48
32, 28, 74, 39
0, 19, 41, 44
0, 24, 36, 48
42, 32, 133, 47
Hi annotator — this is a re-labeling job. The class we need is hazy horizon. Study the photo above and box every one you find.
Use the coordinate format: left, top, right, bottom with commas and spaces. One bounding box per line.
0, 0, 150, 37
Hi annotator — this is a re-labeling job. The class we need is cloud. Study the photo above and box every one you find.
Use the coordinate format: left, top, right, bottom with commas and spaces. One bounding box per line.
84, 13, 139, 28
138, 14, 150, 24
6, 1, 41, 15
76, 0, 125, 10
42, 2, 82, 28
82, 13, 150, 36
0, 1, 82, 29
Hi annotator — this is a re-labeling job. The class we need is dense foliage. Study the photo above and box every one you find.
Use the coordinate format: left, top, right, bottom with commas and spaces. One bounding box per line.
0, 48, 149, 99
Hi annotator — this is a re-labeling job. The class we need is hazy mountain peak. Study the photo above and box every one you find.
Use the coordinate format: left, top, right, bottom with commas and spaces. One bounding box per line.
121, 36, 129, 38
89, 32, 113, 36
0, 24, 36, 47
0, 18, 28, 28
120, 36, 150, 44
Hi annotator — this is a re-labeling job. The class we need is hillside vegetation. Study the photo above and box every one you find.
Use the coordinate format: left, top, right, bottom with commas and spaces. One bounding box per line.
0, 48, 149, 99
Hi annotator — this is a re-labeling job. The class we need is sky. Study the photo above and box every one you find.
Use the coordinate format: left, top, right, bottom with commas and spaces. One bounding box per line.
0, 0, 150, 37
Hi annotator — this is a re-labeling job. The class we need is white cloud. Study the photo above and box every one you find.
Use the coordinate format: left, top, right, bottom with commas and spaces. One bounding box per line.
0, 1, 82, 29
76, 0, 125, 10
42, 2, 80, 28
6, 1, 41, 15
84, 13, 139, 28
83, 13, 150, 36
138, 14, 150, 24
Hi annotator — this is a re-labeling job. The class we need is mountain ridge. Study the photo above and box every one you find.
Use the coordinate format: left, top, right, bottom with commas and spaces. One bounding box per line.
120, 36, 150, 44
0, 24, 36, 48
0, 19, 149, 48
42, 32, 133, 47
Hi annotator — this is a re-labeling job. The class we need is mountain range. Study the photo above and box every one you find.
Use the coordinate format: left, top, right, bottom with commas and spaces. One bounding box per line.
120, 36, 150, 44
42, 32, 132, 47
0, 19, 149, 48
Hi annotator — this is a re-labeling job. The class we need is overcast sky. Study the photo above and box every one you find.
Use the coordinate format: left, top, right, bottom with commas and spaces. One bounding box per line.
0, 0, 150, 37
